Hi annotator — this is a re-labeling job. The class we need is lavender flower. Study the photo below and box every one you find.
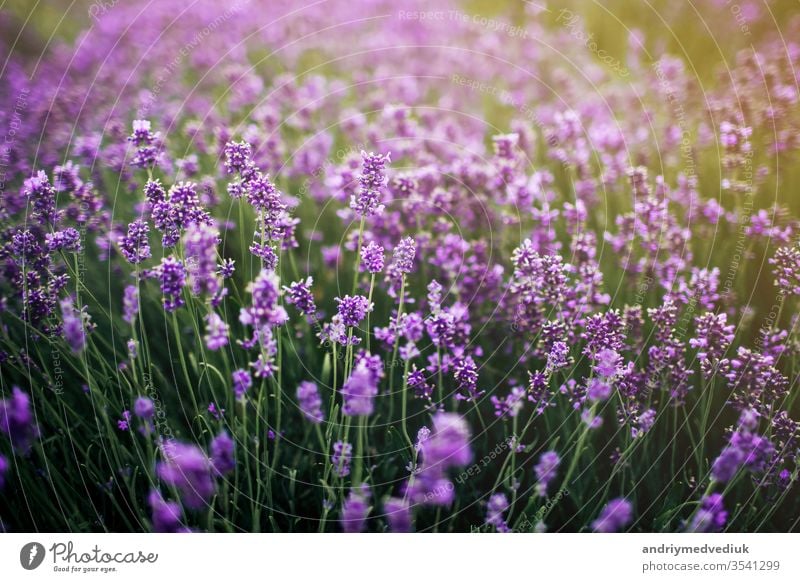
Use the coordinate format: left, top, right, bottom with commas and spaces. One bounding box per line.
691, 312, 734, 378
239, 269, 288, 330
485, 493, 511, 532
587, 377, 612, 402
361, 241, 385, 273
24, 171, 58, 225
420, 412, 472, 470
122, 285, 139, 324
687, 494, 727, 532
283, 277, 317, 317
117, 410, 131, 431
203, 312, 229, 351
218, 258, 236, 279
592, 498, 633, 532
144, 179, 166, 207
183, 223, 220, 297
246, 172, 284, 217
232, 369, 252, 400
341, 365, 378, 416
0, 387, 39, 453
769, 244, 800, 296
491, 385, 526, 418
210, 431, 236, 475
332, 440, 353, 477
148, 490, 187, 533
155, 257, 186, 312
594, 348, 620, 377
389, 236, 416, 276
128, 120, 160, 168
223, 140, 253, 174
453, 355, 484, 402
350, 151, 390, 217
711, 410, 775, 483
408, 366, 434, 401
335, 295, 373, 327
46, 228, 81, 253
341, 485, 371, 533
60, 297, 87, 353
134, 397, 155, 419
119, 220, 151, 264
157, 441, 215, 510
534, 451, 560, 497
296, 381, 324, 423
250, 328, 278, 379
546, 341, 571, 373
384, 497, 411, 532
0, 455, 8, 489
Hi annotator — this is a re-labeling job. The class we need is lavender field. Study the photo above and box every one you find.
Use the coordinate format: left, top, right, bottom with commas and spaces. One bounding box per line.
1, 0, 799, 533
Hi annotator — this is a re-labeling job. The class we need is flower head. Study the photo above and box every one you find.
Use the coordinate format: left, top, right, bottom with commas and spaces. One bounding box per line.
134, 397, 155, 419
332, 440, 353, 477
361, 241, 385, 273
341, 366, 378, 417
341, 485, 371, 533
687, 494, 727, 532
232, 369, 252, 400
283, 277, 317, 317
157, 441, 215, 510
122, 285, 139, 324
592, 498, 633, 532
119, 220, 151, 264
384, 497, 411, 532
485, 493, 511, 532
148, 490, 188, 533
204, 312, 229, 351
534, 451, 560, 497
0, 387, 39, 453
350, 151, 390, 217
335, 295, 373, 328
296, 381, 324, 424
155, 257, 186, 312
210, 431, 236, 475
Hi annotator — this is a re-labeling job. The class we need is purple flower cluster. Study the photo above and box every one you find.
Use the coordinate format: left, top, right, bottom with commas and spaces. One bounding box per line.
534, 451, 561, 497
157, 442, 216, 510
687, 494, 727, 532
592, 498, 633, 533
0, 387, 39, 453
119, 220, 151, 265
154, 256, 186, 312
210, 432, 236, 475
341, 365, 378, 417
332, 440, 353, 477
296, 381, 324, 424
361, 241, 385, 273
148, 490, 188, 533
341, 484, 371, 533
231, 369, 252, 400
769, 244, 800, 296
335, 294, 373, 327
405, 412, 472, 506
151, 182, 210, 247
712, 410, 776, 483
350, 151, 390, 217
283, 277, 317, 317
128, 120, 161, 168
383, 497, 411, 533
183, 223, 221, 297
485, 493, 511, 532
